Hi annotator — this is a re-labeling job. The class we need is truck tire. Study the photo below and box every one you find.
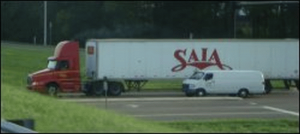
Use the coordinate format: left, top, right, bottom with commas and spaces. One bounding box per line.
294, 80, 299, 90
92, 81, 104, 96
195, 88, 206, 97
47, 83, 59, 96
83, 83, 93, 96
238, 89, 249, 98
108, 82, 123, 96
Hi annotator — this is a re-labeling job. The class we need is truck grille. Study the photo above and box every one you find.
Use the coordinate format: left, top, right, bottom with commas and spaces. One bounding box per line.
27, 76, 32, 85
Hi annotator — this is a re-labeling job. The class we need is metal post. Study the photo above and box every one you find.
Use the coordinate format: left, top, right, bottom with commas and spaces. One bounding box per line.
44, 1, 47, 46
33, 36, 36, 45
103, 76, 108, 109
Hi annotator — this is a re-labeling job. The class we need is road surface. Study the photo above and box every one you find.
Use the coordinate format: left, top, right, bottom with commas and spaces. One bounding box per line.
61, 89, 299, 121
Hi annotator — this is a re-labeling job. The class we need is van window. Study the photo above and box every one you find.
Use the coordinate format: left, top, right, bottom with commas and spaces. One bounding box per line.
204, 73, 213, 81
189, 72, 204, 80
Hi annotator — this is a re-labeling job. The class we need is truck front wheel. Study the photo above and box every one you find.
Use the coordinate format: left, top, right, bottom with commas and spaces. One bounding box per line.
47, 83, 59, 96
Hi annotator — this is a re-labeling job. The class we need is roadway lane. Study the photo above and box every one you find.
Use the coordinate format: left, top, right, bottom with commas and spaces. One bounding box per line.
61, 89, 299, 121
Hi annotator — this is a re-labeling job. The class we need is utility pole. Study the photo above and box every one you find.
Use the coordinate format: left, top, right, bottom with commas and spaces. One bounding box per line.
103, 76, 108, 109
49, 21, 52, 45
234, 9, 237, 38
44, 1, 47, 46
189, 33, 193, 39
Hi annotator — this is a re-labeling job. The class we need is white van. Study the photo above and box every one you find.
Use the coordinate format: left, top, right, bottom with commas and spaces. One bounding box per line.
182, 70, 265, 98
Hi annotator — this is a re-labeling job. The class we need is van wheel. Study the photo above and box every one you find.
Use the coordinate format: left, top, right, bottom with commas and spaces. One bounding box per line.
196, 89, 206, 97
47, 83, 58, 96
238, 89, 249, 98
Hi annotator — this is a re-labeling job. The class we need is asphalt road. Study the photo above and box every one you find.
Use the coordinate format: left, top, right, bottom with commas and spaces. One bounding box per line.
61, 89, 299, 121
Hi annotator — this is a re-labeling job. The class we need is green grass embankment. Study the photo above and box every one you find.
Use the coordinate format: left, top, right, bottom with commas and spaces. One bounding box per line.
1, 83, 183, 133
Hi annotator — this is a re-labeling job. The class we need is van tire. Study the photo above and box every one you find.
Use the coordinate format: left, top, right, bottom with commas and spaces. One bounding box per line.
238, 89, 249, 98
195, 89, 206, 97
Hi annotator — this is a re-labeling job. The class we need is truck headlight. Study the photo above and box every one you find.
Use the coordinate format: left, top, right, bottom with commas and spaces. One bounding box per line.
32, 82, 38, 86
27, 76, 32, 85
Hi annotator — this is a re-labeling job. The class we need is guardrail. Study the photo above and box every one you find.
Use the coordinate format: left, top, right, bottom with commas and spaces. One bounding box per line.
1, 119, 37, 133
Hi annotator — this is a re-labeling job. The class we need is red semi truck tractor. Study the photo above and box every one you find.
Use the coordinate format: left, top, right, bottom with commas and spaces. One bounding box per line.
26, 39, 299, 96
26, 40, 124, 96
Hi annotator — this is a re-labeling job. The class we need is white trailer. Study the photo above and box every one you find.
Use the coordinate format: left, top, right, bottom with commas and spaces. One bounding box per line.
85, 39, 299, 92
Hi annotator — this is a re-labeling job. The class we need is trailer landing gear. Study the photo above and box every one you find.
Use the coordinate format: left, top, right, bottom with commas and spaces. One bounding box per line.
124, 80, 148, 91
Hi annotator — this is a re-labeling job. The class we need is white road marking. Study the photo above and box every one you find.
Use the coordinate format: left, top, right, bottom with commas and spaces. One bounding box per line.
61, 97, 243, 102
127, 104, 139, 108
249, 102, 257, 105
132, 111, 280, 117
262, 106, 299, 116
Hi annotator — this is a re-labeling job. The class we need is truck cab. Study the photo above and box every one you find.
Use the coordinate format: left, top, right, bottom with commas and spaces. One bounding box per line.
27, 41, 81, 95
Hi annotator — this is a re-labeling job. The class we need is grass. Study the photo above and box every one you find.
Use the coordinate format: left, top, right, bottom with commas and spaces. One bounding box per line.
1, 83, 182, 133
160, 119, 299, 133
1, 41, 299, 133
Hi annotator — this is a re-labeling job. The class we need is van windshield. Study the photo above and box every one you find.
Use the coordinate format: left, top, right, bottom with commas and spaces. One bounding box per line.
189, 72, 204, 80
47, 60, 57, 69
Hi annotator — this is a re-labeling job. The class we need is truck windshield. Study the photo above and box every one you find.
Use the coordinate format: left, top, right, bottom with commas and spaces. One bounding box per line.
47, 60, 57, 69
189, 72, 204, 80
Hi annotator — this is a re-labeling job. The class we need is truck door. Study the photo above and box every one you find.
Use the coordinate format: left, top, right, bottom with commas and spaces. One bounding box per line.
56, 60, 77, 91
203, 73, 215, 93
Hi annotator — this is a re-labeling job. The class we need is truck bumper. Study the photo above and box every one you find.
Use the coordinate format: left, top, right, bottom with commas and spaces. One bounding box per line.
26, 85, 46, 93
182, 84, 196, 94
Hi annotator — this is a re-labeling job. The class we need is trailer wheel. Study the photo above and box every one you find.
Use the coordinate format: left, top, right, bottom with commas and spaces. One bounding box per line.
109, 82, 123, 96
294, 80, 299, 90
238, 89, 249, 98
47, 83, 59, 96
195, 88, 206, 97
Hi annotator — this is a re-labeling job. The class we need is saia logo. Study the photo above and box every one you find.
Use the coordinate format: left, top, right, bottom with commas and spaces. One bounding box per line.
171, 48, 232, 72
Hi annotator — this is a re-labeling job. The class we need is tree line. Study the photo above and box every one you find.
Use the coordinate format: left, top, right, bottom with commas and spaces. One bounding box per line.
1, 1, 299, 47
